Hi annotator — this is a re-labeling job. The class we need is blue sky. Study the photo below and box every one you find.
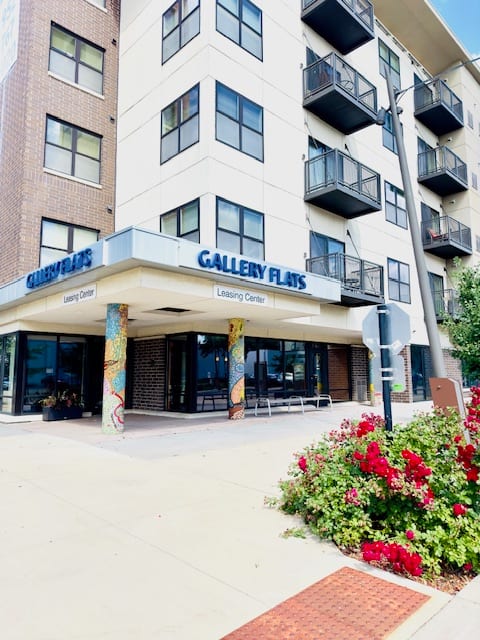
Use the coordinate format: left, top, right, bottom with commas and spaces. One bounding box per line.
429, 0, 480, 56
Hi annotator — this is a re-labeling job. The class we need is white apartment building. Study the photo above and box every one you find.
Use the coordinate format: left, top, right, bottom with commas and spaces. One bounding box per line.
0, 0, 479, 419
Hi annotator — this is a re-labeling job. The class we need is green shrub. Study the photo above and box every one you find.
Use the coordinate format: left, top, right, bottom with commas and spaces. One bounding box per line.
279, 392, 480, 579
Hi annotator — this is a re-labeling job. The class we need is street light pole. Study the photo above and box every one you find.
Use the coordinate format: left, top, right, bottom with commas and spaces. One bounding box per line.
383, 69, 447, 378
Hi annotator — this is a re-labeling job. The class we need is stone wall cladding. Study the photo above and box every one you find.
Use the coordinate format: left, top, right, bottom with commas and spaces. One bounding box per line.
131, 338, 166, 411
0, 0, 120, 285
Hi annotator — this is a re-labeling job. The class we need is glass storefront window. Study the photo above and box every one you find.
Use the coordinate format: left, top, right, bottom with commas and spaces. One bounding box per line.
23, 335, 85, 413
0, 334, 17, 413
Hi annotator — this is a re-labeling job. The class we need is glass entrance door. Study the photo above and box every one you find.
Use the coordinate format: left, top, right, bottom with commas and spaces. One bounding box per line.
167, 335, 188, 411
307, 344, 328, 396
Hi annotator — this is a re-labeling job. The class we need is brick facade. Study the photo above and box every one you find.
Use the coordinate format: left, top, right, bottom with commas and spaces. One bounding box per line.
0, 0, 120, 285
131, 338, 167, 411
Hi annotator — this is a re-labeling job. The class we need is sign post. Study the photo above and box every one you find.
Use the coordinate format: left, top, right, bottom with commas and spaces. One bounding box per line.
362, 303, 411, 433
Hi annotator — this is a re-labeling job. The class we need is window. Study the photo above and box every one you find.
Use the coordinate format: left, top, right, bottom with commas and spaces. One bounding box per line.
216, 0, 262, 60
88, 0, 106, 7
40, 219, 98, 266
161, 84, 199, 163
382, 111, 398, 153
161, 199, 199, 242
44, 116, 102, 183
216, 197, 264, 259
49, 24, 104, 94
162, 0, 200, 62
216, 82, 263, 161
472, 173, 478, 190
467, 110, 474, 129
387, 258, 410, 303
429, 272, 445, 316
310, 232, 344, 258
379, 39, 400, 90
385, 182, 407, 228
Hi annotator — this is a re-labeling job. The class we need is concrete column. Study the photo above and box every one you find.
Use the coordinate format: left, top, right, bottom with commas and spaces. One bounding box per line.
228, 318, 245, 420
102, 303, 128, 434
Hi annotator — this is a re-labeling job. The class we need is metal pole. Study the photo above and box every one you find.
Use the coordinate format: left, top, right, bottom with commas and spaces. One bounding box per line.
378, 304, 393, 432
384, 70, 447, 378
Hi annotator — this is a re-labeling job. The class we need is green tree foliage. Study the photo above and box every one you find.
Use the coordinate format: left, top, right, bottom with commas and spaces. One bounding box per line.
443, 262, 480, 382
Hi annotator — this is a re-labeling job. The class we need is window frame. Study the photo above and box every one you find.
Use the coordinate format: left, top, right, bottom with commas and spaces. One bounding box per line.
49, 23, 104, 95
382, 111, 398, 154
162, 0, 200, 63
160, 84, 200, 164
215, 81, 264, 161
216, 196, 264, 259
384, 181, 407, 229
160, 199, 200, 243
44, 116, 102, 184
387, 258, 411, 304
379, 39, 401, 90
40, 218, 99, 266
216, 0, 263, 60
310, 232, 345, 258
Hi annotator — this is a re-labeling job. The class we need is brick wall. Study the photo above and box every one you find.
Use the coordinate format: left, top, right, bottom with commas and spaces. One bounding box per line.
131, 338, 166, 411
0, 0, 120, 285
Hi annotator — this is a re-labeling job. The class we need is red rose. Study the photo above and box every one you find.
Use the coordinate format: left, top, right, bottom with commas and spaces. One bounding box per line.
405, 529, 415, 540
298, 456, 307, 472
453, 503, 468, 516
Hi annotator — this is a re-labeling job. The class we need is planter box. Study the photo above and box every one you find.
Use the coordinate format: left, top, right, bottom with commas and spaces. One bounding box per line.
42, 406, 83, 421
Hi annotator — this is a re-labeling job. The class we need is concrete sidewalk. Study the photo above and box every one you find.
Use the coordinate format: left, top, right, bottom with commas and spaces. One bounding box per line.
0, 401, 479, 639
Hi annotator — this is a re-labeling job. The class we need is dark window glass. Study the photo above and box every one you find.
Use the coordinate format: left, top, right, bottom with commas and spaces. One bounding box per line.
387, 258, 410, 303
160, 199, 200, 242
382, 111, 398, 153
49, 24, 104, 94
385, 182, 407, 228
216, 82, 263, 161
161, 85, 200, 163
40, 219, 98, 266
216, 197, 264, 259
379, 39, 400, 89
162, 0, 200, 62
216, 0, 262, 60
44, 116, 102, 183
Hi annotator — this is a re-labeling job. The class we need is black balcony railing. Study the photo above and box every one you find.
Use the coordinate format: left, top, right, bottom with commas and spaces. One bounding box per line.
422, 215, 472, 258
303, 53, 377, 133
417, 146, 468, 196
431, 288, 460, 321
414, 79, 463, 135
301, 0, 374, 54
305, 149, 381, 217
307, 252, 384, 306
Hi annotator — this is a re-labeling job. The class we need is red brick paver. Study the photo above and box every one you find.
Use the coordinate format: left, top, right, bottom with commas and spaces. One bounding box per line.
221, 567, 430, 640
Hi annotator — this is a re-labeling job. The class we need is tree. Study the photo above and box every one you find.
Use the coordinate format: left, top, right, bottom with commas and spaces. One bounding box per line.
443, 261, 480, 383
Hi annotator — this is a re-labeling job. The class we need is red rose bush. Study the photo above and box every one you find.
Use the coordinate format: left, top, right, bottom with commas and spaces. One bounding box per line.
280, 390, 480, 579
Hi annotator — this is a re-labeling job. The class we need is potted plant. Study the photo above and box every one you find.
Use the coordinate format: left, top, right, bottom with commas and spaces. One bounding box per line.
41, 389, 83, 421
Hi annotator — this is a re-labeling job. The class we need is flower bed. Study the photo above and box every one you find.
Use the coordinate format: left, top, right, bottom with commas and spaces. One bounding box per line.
279, 388, 480, 585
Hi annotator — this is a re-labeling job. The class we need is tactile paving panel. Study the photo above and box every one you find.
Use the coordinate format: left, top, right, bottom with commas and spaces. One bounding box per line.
221, 566, 430, 640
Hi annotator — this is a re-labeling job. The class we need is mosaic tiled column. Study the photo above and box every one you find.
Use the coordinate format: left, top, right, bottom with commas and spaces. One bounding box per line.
228, 318, 245, 420
102, 303, 128, 434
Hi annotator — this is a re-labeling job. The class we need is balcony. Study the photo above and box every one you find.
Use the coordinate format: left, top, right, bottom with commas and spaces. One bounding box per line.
306, 253, 384, 307
422, 216, 472, 259
303, 53, 377, 134
305, 149, 381, 218
414, 79, 463, 136
301, 0, 374, 55
432, 288, 460, 322
417, 146, 468, 196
